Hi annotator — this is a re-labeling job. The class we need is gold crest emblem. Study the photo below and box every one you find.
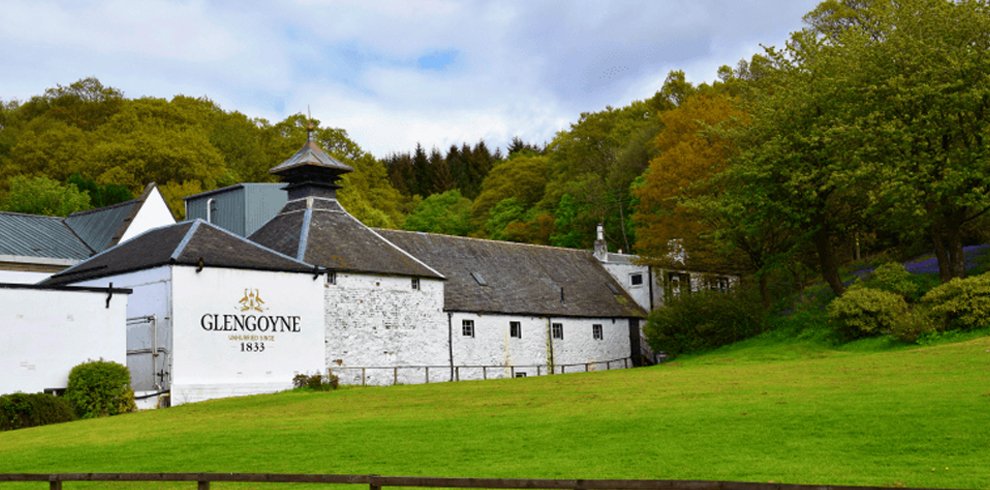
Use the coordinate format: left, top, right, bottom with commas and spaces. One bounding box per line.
238, 288, 266, 312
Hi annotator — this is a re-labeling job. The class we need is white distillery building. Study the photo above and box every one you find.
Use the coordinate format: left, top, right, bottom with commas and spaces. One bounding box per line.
33, 136, 647, 406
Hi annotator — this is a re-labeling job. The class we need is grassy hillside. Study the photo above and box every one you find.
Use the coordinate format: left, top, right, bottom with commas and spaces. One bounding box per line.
1, 334, 988, 490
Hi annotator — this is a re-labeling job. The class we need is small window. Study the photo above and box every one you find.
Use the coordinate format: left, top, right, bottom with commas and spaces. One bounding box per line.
630, 273, 644, 286
552, 322, 563, 339
592, 324, 603, 340
411, 277, 420, 290
462, 320, 475, 338
326, 271, 337, 285
515, 372, 527, 378
510, 321, 522, 338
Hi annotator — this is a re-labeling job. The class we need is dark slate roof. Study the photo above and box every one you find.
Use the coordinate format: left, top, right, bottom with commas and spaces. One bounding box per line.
377, 230, 646, 319
63, 183, 158, 252
250, 198, 443, 279
269, 140, 353, 175
0, 212, 92, 260
43, 220, 316, 286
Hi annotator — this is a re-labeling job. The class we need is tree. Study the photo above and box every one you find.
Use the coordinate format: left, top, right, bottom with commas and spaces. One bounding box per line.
471, 154, 550, 235
403, 189, 473, 236
1, 175, 90, 216
633, 89, 746, 271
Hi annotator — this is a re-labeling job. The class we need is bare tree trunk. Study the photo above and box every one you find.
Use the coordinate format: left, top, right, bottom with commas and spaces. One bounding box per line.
814, 223, 845, 296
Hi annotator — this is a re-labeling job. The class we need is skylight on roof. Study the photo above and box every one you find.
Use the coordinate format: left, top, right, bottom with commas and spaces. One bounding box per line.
471, 272, 488, 286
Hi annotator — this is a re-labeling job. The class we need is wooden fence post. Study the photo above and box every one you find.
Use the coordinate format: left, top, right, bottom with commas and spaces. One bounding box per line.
49, 480, 61, 490
198, 481, 210, 490
455, 366, 460, 381
425, 366, 430, 384
361, 368, 366, 386
483, 366, 487, 380
393, 367, 398, 385
510, 366, 515, 378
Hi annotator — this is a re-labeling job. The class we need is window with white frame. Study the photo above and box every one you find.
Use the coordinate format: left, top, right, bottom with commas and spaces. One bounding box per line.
510, 321, 522, 338
592, 324, 603, 340
462, 319, 475, 338
326, 271, 337, 285
411, 277, 420, 290
551, 322, 563, 339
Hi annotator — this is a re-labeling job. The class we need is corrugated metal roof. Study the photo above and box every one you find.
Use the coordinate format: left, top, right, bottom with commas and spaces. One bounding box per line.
378, 229, 646, 319
63, 200, 141, 251
0, 212, 92, 260
43, 220, 316, 286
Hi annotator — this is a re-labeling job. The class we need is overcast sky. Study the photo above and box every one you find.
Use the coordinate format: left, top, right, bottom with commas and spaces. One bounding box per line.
1, 0, 819, 157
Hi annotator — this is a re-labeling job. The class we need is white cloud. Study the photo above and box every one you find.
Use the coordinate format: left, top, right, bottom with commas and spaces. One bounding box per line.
0, 0, 819, 157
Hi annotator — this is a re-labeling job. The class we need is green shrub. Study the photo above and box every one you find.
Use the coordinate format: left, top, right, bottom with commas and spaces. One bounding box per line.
921, 273, 990, 331
0, 393, 76, 431
859, 262, 920, 301
292, 372, 339, 391
889, 307, 938, 343
645, 289, 765, 359
827, 287, 909, 339
64, 360, 136, 419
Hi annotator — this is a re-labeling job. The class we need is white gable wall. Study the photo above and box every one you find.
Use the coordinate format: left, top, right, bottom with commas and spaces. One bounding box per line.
119, 186, 175, 243
0, 286, 128, 395
169, 266, 324, 405
325, 273, 446, 385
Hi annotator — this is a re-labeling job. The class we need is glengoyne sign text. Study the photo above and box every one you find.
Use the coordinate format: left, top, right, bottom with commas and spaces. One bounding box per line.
199, 288, 301, 352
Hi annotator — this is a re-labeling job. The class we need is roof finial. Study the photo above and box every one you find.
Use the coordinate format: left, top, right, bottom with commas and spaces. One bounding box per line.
306, 105, 315, 142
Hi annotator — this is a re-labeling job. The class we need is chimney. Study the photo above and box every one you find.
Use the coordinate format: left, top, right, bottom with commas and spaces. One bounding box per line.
593, 223, 608, 262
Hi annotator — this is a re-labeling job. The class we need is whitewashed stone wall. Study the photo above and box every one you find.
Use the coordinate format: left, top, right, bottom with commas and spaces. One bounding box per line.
0, 286, 128, 395
450, 313, 550, 380
546, 316, 632, 372
450, 312, 632, 381
169, 266, 324, 405
325, 273, 446, 386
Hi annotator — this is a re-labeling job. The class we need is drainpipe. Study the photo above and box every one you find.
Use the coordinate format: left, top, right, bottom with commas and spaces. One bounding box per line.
647, 266, 655, 311
545, 317, 555, 375
447, 312, 454, 382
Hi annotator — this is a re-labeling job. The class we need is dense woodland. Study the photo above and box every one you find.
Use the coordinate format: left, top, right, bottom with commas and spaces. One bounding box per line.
1, 0, 988, 308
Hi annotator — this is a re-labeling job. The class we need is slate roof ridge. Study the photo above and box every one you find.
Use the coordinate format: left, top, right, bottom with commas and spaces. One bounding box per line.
171, 219, 202, 261
192, 219, 317, 269
377, 228, 597, 256
322, 200, 445, 279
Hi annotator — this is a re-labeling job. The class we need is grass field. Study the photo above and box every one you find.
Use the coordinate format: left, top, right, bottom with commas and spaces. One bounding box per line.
1, 332, 988, 490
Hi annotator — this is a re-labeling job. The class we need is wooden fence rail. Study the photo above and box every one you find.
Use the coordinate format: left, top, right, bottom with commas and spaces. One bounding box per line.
0, 473, 956, 490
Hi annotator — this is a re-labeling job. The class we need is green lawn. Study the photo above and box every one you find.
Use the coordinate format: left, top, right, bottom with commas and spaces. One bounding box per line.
1, 334, 988, 490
